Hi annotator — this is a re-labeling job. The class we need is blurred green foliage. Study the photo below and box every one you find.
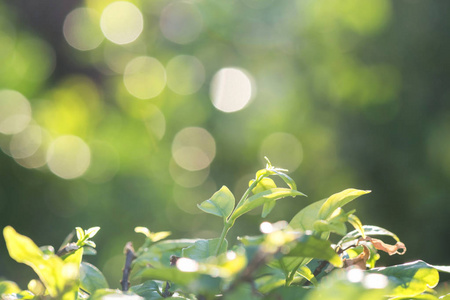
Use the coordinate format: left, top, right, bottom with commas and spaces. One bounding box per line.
0, 0, 449, 289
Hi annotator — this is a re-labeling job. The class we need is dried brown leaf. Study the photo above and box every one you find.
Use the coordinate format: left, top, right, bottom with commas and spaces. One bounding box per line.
360, 237, 406, 256
343, 244, 370, 270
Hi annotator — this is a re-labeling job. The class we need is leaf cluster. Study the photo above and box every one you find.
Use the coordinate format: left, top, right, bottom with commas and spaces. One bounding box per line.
1, 159, 449, 300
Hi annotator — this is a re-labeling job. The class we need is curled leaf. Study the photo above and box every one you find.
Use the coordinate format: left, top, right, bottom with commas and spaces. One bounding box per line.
135, 227, 151, 238
361, 237, 406, 255
343, 244, 370, 270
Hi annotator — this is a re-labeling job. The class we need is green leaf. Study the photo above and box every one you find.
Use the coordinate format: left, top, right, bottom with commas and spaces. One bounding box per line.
313, 220, 347, 236
197, 186, 235, 220
368, 260, 440, 297
338, 225, 401, 246
84, 240, 96, 248
285, 235, 343, 268
224, 283, 261, 300
85, 227, 100, 239
393, 294, 439, 300
313, 208, 355, 236
318, 188, 371, 220
135, 226, 151, 238
129, 281, 162, 299
75, 227, 84, 240
232, 188, 306, 221
149, 231, 171, 242
270, 169, 297, 190
289, 199, 327, 232
262, 201, 276, 218
296, 266, 318, 286
80, 262, 109, 294
133, 267, 199, 286
89, 289, 144, 300
182, 238, 228, 260
250, 177, 277, 218
0, 281, 21, 295
347, 214, 365, 239
251, 177, 277, 194
3, 226, 67, 297
62, 247, 83, 300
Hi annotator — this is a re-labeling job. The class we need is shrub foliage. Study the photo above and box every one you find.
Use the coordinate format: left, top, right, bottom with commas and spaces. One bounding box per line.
1, 159, 449, 299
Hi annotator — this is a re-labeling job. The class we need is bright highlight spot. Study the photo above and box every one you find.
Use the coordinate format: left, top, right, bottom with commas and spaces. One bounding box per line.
176, 257, 199, 272
226, 251, 237, 260
124, 56, 166, 99
172, 127, 216, 171
166, 55, 205, 95
63, 8, 104, 51
160, 1, 203, 44
210, 68, 254, 113
14, 128, 52, 169
363, 273, 389, 289
10, 125, 42, 159
259, 132, 303, 172
0, 90, 32, 135
47, 135, 91, 179
100, 1, 143, 45
260, 221, 273, 234
347, 268, 364, 283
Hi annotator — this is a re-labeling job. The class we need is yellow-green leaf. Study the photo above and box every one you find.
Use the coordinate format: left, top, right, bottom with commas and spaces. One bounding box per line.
318, 189, 371, 220
198, 186, 235, 220
3, 226, 67, 297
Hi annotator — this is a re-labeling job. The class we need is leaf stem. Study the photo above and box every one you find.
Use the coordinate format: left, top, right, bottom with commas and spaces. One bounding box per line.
231, 179, 259, 216
215, 222, 232, 256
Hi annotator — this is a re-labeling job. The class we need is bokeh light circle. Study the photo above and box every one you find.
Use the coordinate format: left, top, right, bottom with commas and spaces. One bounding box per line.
160, 1, 203, 44
169, 159, 210, 188
100, 1, 144, 45
166, 55, 205, 95
63, 8, 104, 51
124, 56, 167, 99
14, 128, 52, 169
9, 125, 42, 159
210, 68, 254, 113
259, 132, 303, 172
0, 90, 32, 135
172, 127, 216, 171
47, 135, 91, 179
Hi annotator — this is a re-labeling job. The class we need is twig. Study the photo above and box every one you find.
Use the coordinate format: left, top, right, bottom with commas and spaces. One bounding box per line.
56, 243, 80, 257
161, 255, 179, 297
121, 242, 136, 292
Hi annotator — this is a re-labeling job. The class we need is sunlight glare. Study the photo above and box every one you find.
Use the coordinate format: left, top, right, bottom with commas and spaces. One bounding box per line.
177, 258, 199, 272
210, 68, 254, 113
63, 8, 104, 51
363, 273, 389, 289
172, 127, 216, 171
9, 124, 42, 159
0, 90, 32, 135
123, 56, 166, 99
100, 1, 143, 45
47, 135, 91, 179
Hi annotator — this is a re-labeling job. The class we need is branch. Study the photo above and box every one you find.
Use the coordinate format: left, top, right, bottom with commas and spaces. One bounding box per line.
121, 242, 136, 292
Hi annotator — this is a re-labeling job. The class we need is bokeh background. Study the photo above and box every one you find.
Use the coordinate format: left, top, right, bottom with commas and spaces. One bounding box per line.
1, 0, 449, 288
